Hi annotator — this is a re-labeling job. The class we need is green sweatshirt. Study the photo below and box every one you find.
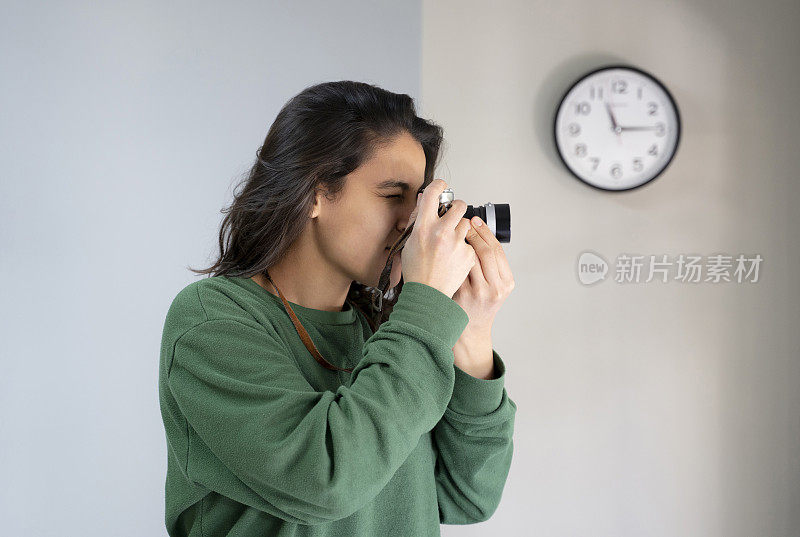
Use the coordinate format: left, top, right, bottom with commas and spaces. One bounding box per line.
158, 275, 516, 536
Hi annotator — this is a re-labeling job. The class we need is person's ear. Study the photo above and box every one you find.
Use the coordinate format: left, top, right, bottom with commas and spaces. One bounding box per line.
310, 187, 324, 219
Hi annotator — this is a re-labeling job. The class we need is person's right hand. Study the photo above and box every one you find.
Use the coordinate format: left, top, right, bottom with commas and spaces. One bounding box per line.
401, 179, 477, 298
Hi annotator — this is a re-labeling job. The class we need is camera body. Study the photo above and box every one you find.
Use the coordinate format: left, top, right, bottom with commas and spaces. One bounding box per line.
438, 188, 511, 243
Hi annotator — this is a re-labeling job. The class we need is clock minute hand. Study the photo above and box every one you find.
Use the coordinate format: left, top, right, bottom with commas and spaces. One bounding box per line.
619, 125, 659, 131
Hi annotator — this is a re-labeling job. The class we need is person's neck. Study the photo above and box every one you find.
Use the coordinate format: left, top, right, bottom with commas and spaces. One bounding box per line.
250, 236, 352, 313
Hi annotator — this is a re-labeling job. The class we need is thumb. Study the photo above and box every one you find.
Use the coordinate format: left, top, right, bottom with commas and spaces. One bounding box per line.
465, 221, 480, 241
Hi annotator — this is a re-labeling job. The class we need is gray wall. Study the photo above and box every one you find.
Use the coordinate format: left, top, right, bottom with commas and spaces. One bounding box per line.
421, 1, 800, 536
0, 2, 420, 535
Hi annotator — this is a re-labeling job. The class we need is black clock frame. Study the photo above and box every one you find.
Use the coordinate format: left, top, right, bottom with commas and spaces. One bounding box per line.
552, 63, 682, 193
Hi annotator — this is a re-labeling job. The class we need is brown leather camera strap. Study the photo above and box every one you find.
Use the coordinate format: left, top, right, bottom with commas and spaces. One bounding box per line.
262, 269, 354, 372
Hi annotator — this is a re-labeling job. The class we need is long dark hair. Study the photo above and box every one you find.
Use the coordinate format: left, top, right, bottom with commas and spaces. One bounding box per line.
188, 80, 445, 332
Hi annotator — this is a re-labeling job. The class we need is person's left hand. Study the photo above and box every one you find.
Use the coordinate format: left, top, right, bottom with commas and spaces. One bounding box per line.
451, 216, 515, 332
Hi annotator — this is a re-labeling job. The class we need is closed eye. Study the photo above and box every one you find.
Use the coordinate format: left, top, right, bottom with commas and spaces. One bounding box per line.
384, 189, 424, 200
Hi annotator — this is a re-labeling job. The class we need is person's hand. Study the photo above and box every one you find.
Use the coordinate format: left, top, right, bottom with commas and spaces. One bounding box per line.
451, 216, 515, 332
401, 179, 477, 298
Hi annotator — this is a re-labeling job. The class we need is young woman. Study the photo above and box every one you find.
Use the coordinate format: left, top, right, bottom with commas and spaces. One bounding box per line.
158, 80, 517, 537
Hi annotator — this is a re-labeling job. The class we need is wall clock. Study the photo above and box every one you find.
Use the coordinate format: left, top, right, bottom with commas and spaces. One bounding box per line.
553, 64, 681, 191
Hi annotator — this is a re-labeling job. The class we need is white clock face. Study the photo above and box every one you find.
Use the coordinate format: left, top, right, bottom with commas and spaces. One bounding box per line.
554, 66, 681, 191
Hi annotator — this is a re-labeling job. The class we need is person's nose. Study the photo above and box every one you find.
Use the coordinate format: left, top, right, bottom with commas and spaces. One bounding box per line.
396, 208, 413, 233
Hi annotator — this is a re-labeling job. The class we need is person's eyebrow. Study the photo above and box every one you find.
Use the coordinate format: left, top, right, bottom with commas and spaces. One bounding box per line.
375, 179, 425, 192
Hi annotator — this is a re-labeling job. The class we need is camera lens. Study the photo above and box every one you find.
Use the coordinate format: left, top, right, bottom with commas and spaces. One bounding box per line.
464, 203, 511, 243
438, 189, 511, 243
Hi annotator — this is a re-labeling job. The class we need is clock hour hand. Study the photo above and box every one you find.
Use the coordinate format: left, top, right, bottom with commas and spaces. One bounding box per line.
605, 102, 622, 135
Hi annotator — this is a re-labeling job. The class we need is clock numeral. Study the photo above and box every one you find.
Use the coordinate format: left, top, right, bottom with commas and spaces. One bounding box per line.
590, 86, 604, 100
610, 163, 623, 179
568, 123, 581, 136
589, 157, 599, 171
612, 80, 628, 94
655, 122, 665, 136
648, 144, 658, 156
647, 102, 658, 115
633, 158, 643, 172
638, 87, 643, 100
575, 102, 591, 115
575, 143, 587, 157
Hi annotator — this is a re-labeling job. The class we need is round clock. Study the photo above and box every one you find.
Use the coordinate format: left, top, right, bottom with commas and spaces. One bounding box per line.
553, 64, 681, 191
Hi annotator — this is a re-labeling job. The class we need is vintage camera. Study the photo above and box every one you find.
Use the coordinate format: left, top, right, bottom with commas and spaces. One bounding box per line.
438, 188, 511, 243
372, 187, 511, 311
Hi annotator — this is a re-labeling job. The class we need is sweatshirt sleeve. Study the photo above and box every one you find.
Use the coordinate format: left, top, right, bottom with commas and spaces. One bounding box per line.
165, 281, 469, 525
433, 349, 517, 524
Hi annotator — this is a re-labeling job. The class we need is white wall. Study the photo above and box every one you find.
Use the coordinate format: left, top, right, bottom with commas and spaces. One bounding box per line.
0, 1, 421, 535
422, 1, 800, 536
